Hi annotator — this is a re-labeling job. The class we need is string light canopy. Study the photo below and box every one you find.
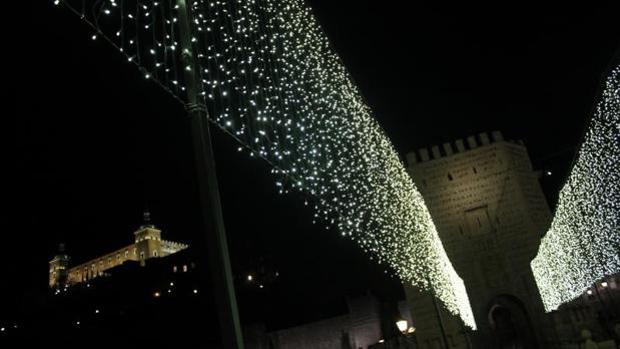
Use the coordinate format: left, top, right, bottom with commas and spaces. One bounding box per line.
52, 0, 476, 328
531, 65, 620, 312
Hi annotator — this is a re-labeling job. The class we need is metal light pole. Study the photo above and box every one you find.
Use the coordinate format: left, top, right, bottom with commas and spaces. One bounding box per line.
176, 0, 244, 347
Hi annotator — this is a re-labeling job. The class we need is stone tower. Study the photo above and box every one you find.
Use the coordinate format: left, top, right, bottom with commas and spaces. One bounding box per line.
49, 243, 71, 289
403, 131, 555, 348
133, 210, 163, 266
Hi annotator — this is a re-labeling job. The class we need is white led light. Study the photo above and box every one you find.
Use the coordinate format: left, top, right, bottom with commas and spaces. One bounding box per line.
532, 66, 620, 312
55, 0, 477, 328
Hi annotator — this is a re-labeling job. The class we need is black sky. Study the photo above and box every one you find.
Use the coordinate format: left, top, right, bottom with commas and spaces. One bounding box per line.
3, 0, 619, 328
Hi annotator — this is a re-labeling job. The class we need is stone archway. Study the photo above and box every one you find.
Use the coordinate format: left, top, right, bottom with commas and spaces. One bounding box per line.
486, 294, 538, 349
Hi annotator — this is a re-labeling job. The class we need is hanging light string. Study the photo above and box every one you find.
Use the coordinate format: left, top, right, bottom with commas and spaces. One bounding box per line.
531, 65, 620, 312
52, 0, 476, 328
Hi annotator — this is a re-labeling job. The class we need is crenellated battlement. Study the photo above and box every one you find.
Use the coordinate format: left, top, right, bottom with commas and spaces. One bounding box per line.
162, 240, 189, 251
49, 213, 190, 289
406, 131, 524, 166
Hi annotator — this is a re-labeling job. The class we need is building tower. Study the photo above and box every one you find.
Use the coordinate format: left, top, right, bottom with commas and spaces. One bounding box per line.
134, 210, 163, 266
49, 243, 71, 289
403, 131, 555, 348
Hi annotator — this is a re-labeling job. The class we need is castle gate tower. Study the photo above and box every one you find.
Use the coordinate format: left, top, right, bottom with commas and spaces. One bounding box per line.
403, 131, 556, 348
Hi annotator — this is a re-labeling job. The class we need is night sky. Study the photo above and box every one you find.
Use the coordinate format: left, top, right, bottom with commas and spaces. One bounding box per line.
4, 1, 619, 329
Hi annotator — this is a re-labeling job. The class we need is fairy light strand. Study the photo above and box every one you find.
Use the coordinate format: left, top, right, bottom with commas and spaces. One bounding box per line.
531, 65, 620, 312
53, 0, 476, 328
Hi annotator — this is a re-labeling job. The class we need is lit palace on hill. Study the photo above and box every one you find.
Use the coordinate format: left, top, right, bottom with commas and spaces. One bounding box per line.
49, 211, 188, 289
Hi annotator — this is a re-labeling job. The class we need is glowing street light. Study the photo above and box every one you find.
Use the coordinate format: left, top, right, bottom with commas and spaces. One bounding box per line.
396, 319, 408, 334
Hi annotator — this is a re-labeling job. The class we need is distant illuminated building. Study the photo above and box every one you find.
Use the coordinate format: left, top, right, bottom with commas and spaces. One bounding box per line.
403, 131, 554, 348
49, 211, 188, 289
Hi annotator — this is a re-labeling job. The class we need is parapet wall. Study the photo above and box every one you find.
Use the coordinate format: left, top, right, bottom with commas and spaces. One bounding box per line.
161, 240, 189, 250
406, 131, 524, 166
161, 240, 189, 256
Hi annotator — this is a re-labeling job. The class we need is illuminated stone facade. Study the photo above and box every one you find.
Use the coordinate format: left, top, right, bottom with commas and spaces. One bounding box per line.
49, 212, 188, 289
403, 131, 555, 348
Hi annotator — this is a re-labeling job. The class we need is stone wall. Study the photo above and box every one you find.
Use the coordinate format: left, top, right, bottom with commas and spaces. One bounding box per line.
403, 131, 555, 348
